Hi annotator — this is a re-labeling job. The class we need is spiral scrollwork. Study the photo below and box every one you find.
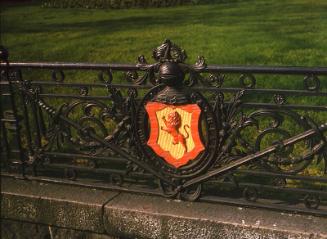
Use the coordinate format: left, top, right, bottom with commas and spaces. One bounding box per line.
8, 39, 326, 207
51, 70, 65, 82
239, 74, 256, 88
304, 74, 320, 91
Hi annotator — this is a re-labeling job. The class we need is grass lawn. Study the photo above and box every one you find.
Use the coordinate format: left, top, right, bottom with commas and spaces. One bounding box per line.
1, 0, 327, 66
0, 1, 326, 175
1, 0, 326, 111
1, 0, 326, 119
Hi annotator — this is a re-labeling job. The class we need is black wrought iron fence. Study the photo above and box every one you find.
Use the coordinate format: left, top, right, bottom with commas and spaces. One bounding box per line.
1, 40, 326, 216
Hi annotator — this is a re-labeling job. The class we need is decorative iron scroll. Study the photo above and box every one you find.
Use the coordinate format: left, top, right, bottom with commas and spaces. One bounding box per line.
0, 40, 326, 214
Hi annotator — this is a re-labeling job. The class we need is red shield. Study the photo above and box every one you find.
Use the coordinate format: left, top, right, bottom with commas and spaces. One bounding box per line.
145, 102, 205, 168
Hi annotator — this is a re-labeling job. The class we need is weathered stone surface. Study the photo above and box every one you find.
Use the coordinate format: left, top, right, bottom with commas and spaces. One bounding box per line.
1, 219, 50, 239
103, 193, 327, 239
2, 176, 327, 239
1, 219, 118, 239
1, 177, 119, 233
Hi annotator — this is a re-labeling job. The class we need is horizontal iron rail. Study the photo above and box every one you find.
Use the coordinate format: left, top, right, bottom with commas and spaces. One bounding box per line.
0, 173, 164, 196
44, 151, 127, 163
236, 169, 327, 183
201, 195, 327, 217
1, 62, 327, 75
41, 162, 153, 179
37, 151, 327, 183
0, 62, 139, 71
211, 181, 327, 196
2, 92, 325, 111
43, 162, 129, 175
240, 103, 327, 111
2, 81, 326, 96
205, 65, 327, 75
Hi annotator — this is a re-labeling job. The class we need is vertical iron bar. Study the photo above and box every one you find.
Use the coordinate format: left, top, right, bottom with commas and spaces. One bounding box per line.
5, 63, 27, 177
30, 99, 42, 149
17, 71, 34, 157
0, 70, 11, 159
37, 86, 46, 137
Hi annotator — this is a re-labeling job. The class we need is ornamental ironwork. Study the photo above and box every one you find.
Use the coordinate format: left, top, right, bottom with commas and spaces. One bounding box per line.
0, 40, 327, 215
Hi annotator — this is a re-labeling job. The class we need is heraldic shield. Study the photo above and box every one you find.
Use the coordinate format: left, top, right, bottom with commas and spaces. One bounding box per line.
146, 102, 205, 168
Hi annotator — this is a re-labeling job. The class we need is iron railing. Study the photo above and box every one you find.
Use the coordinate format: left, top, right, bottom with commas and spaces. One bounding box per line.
1, 40, 326, 216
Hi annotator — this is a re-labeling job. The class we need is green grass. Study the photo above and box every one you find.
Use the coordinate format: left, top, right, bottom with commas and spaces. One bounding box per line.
1, 0, 326, 123
1, 0, 327, 66
0, 1, 326, 177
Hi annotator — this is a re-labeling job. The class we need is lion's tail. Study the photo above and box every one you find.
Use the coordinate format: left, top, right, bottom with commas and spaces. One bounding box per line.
183, 125, 190, 139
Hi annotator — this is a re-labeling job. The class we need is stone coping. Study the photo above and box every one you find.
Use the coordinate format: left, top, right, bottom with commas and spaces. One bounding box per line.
1, 176, 327, 239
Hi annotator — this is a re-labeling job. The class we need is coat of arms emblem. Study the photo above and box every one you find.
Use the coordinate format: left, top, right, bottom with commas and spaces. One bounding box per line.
134, 41, 216, 173
146, 102, 204, 168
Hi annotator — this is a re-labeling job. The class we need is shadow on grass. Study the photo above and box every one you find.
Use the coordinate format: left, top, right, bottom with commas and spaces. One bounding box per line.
3, 0, 322, 36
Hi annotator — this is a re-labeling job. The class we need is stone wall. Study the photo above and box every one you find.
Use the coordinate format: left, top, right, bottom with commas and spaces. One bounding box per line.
1, 176, 327, 239
1, 219, 117, 239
